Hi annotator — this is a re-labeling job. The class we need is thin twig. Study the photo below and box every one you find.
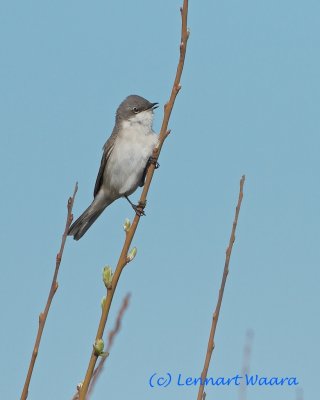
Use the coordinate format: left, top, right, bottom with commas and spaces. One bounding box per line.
78, 3, 189, 399
88, 293, 131, 398
238, 329, 254, 400
72, 293, 131, 400
106, 293, 131, 353
196, 175, 245, 400
20, 183, 78, 400
296, 388, 304, 400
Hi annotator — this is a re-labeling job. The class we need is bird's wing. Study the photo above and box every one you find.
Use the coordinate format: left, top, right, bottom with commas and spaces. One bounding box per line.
93, 131, 117, 197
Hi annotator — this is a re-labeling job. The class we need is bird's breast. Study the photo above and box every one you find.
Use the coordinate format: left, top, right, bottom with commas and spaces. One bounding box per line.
104, 125, 158, 197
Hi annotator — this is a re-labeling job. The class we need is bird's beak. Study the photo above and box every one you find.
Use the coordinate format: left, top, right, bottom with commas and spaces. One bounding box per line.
149, 102, 159, 111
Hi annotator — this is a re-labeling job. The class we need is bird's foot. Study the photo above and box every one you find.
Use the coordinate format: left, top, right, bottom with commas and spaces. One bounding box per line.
134, 200, 146, 217
148, 156, 160, 169
125, 196, 146, 216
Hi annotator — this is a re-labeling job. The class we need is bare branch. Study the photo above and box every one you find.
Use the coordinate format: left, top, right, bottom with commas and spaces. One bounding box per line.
196, 175, 245, 400
78, 2, 189, 399
238, 329, 254, 400
88, 293, 131, 398
20, 183, 78, 400
72, 294, 131, 400
296, 388, 304, 400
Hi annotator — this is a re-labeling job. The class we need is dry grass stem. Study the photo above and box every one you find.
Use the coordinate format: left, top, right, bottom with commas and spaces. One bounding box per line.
196, 175, 245, 400
20, 183, 78, 400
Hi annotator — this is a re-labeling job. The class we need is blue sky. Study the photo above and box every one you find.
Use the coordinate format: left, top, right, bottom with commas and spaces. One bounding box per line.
1, 1, 319, 399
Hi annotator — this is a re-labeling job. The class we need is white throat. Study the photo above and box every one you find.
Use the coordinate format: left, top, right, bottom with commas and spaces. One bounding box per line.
122, 110, 154, 133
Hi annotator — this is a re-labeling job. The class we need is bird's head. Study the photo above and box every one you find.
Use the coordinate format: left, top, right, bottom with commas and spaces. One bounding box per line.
116, 95, 158, 128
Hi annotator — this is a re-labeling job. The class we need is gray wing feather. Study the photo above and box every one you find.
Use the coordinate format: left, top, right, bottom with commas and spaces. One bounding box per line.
93, 130, 117, 197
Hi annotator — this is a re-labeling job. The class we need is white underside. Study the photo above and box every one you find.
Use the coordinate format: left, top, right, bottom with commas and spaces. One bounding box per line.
102, 110, 158, 198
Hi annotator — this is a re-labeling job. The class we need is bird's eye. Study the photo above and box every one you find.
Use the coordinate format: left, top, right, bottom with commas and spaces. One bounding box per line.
132, 107, 139, 113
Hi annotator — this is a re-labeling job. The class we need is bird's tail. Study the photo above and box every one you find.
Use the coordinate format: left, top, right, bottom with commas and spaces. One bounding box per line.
68, 203, 106, 241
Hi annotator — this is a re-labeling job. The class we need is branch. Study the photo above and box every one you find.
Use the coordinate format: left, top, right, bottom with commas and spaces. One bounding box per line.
238, 330, 254, 400
72, 293, 131, 400
88, 293, 131, 398
196, 175, 245, 400
78, 2, 189, 399
20, 183, 78, 400
296, 388, 304, 400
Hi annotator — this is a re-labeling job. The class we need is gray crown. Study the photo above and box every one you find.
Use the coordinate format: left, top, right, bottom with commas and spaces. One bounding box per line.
116, 95, 158, 121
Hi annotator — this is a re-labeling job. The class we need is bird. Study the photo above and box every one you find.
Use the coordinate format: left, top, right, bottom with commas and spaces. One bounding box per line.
68, 94, 159, 240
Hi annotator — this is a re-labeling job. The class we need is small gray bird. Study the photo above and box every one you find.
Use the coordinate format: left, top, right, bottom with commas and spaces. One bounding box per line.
68, 95, 159, 240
